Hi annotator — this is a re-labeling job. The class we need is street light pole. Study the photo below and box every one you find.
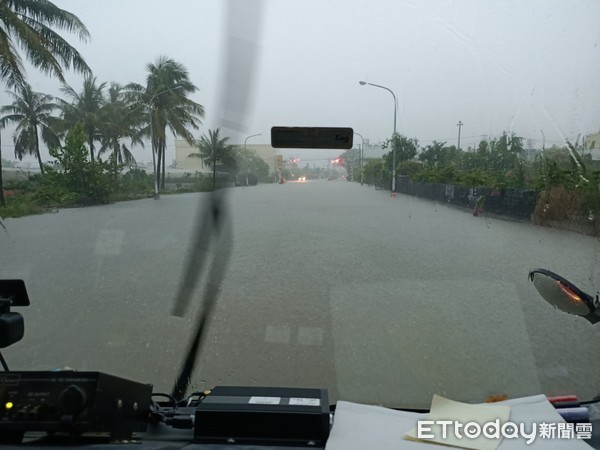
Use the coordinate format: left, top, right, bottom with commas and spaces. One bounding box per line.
243, 133, 262, 186
354, 132, 365, 186
147, 85, 185, 200
457, 121, 463, 151
359, 81, 398, 194
149, 110, 159, 199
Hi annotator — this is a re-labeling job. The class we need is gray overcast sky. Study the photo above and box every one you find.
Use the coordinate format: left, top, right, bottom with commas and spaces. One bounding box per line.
2, 0, 599, 165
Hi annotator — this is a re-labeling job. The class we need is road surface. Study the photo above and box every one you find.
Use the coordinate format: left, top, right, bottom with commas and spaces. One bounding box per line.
1, 179, 599, 408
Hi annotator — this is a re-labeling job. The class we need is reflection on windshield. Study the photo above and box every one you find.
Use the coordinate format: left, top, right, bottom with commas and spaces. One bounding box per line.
1, 0, 599, 409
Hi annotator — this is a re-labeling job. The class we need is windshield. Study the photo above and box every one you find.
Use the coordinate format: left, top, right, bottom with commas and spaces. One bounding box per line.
1, 0, 599, 410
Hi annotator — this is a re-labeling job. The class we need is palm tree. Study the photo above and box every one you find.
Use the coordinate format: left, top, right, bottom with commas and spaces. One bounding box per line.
190, 128, 235, 189
0, 0, 91, 88
127, 56, 204, 190
98, 83, 142, 168
0, 82, 60, 174
58, 75, 106, 162
0, 124, 5, 207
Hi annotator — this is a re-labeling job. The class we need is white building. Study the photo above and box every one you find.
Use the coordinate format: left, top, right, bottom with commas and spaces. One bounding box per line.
174, 140, 277, 174
585, 131, 600, 160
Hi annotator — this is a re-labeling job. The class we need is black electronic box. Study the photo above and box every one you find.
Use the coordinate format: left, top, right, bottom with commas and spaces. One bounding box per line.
194, 386, 330, 446
0, 371, 152, 443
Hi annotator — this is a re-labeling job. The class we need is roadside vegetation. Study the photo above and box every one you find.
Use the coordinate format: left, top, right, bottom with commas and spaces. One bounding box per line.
0, 1, 272, 219
1, 0, 595, 234
344, 133, 600, 233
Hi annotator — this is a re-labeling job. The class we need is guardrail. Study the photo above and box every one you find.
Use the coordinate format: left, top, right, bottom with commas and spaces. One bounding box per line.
395, 177, 538, 220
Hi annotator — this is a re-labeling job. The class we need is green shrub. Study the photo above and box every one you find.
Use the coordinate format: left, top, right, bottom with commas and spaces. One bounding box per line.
0, 193, 46, 218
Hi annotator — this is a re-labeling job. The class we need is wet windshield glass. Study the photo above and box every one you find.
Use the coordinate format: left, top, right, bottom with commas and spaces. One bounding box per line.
0, 0, 599, 410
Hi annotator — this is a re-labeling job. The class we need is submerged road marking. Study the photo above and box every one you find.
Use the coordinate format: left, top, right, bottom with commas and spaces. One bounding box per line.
297, 327, 324, 345
265, 325, 291, 344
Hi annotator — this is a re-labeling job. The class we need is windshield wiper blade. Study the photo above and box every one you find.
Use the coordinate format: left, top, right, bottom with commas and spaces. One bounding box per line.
172, 190, 226, 318
170, 0, 263, 402
170, 190, 232, 401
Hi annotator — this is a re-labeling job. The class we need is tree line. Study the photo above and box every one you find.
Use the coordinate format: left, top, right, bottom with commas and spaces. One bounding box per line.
0, 1, 270, 213
343, 132, 600, 225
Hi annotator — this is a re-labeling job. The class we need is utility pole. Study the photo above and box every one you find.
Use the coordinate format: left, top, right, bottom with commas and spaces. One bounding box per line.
457, 121, 463, 151
354, 132, 365, 186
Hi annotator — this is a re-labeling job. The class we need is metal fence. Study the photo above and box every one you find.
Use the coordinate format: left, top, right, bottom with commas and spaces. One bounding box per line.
395, 177, 538, 220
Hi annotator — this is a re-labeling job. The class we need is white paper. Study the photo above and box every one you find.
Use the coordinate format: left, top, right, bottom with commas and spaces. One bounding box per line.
405, 394, 510, 450
325, 395, 593, 450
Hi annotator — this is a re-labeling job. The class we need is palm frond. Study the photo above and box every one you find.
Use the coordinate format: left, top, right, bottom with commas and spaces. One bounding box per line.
0, 0, 90, 86
0, 25, 24, 88
5, 0, 90, 41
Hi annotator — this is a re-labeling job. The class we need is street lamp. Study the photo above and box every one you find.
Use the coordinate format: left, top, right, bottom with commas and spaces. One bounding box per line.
243, 132, 262, 186
148, 85, 184, 199
359, 80, 398, 194
354, 132, 365, 186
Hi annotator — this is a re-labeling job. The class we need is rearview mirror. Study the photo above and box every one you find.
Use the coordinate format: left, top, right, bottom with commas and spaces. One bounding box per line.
271, 127, 353, 149
529, 268, 600, 324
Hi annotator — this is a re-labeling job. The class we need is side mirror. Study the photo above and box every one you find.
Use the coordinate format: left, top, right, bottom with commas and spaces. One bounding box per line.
529, 269, 600, 324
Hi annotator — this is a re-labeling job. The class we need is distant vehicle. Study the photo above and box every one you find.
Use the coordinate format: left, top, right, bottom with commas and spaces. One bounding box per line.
328, 176, 337, 181
298, 176, 306, 181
